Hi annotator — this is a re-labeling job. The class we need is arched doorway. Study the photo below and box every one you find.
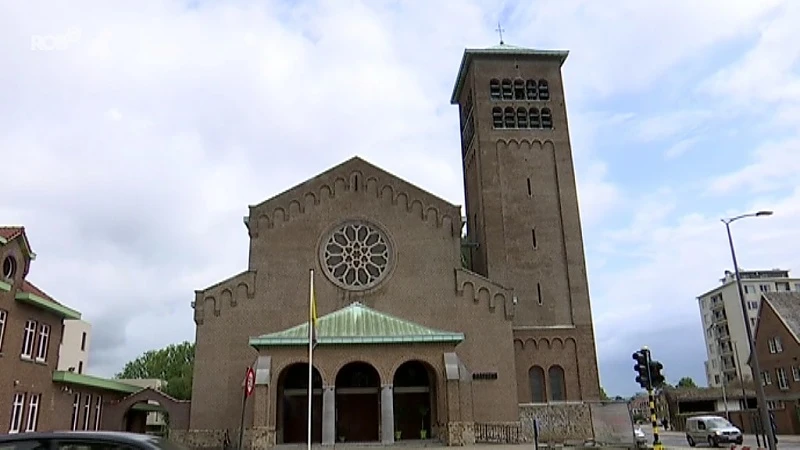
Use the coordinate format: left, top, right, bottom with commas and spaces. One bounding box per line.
335, 361, 380, 443
277, 363, 323, 444
106, 387, 189, 435
393, 360, 435, 440
124, 401, 168, 436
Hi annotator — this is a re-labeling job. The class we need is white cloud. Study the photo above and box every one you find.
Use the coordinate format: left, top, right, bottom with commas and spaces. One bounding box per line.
2, 0, 799, 396
707, 138, 800, 195
502, 0, 784, 100
592, 186, 800, 366
699, 1, 800, 106
630, 110, 714, 144
664, 136, 702, 160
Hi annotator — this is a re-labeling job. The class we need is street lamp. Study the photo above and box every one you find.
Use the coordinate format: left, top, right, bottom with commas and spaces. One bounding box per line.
721, 210, 775, 450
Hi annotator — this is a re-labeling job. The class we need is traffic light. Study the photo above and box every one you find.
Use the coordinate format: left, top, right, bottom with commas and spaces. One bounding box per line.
649, 360, 665, 387
633, 349, 651, 389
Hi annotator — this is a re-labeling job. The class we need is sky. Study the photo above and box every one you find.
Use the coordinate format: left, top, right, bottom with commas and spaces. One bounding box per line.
1, 0, 799, 397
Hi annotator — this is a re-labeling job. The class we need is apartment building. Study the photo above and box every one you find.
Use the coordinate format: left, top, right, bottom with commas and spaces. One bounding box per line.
629, 394, 650, 421
750, 291, 800, 434
57, 319, 91, 374
698, 269, 800, 388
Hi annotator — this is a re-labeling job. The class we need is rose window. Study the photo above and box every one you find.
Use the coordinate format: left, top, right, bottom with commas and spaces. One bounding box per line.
320, 221, 392, 290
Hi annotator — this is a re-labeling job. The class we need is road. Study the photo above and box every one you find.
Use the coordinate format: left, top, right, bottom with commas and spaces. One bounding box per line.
639, 425, 800, 449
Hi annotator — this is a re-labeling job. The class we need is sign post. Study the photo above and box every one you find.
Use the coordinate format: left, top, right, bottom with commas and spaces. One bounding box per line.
238, 367, 256, 450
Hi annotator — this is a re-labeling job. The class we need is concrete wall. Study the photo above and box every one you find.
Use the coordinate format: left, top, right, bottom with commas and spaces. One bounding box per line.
57, 319, 91, 373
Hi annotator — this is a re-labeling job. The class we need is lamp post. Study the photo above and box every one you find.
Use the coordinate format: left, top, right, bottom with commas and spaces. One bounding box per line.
721, 210, 775, 450
732, 341, 749, 411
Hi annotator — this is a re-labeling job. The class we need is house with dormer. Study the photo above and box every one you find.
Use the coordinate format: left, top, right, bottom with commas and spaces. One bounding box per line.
1, 226, 188, 434
750, 291, 800, 434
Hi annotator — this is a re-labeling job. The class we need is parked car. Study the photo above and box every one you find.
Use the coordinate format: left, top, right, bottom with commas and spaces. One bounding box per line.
634, 426, 648, 448
0, 431, 188, 450
685, 415, 744, 447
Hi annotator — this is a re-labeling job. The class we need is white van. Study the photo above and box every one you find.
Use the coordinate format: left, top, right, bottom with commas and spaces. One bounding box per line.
685, 415, 743, 447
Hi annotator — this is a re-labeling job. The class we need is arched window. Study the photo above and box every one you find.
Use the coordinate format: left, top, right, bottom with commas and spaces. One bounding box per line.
529, 108, 541, 128
548, 365, 566, 401
529, 366, 546, 403
504, 107, 515, 128
513, 79, 526, 100
489, 79, 501, 100
525, 80, 537, 100
541, 108, 553, 129
492, 107, 504, 128
501, 79, 513, 100
516, 108, 528, 128
538, 80, 550, 101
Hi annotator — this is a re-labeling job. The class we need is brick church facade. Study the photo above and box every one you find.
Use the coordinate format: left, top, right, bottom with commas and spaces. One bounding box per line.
187, 42, 601, 448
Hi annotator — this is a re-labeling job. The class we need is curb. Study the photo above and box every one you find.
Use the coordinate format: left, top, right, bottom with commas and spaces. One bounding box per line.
727, 447, 767, 450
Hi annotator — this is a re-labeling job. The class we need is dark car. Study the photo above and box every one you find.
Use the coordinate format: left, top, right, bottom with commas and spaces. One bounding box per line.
0, 431, 188, 450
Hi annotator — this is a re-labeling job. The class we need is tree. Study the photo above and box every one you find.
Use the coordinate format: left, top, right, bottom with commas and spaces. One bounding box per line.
676, 377, 697, 388
599, 386, 610, 400
116, 341, 195, 400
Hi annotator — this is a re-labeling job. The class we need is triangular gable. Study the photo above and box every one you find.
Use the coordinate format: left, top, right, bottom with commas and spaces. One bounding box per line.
250, 156, 458, 212
245, 156, 462, 237
760, 292, 800, 343
750, 296, 772, 366
0, 226, 36, 260
249, 301, 464, 347
749, 292, 800, 365
117, 386, 190, 405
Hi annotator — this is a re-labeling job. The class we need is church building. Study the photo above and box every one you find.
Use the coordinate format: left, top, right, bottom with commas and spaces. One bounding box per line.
188, 42, 601, 448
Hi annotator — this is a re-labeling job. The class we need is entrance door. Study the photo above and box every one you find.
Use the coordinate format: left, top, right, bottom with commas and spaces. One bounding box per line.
282, 391, 323, 443
335, 362, 381, 442
277, 363, 323, 443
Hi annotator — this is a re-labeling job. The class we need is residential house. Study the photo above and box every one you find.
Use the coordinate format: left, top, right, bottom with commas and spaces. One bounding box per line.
629, 395, 650, 422
1, 226, 188, 434
750, 291, 800, 434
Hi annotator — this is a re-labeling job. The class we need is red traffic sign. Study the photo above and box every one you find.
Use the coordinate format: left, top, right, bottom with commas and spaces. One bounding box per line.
245, 367, 255, 397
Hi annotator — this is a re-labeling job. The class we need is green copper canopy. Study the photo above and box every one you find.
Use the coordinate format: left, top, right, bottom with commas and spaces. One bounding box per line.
249, 302, 465, 347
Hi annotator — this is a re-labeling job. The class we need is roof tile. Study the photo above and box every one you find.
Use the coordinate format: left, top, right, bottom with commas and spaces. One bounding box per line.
763, 292, 800, 341
0, 226, 24, 241
21, 280, 65, 306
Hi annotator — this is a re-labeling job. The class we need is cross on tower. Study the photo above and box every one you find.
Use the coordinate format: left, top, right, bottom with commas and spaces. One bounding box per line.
495, 23, 505, 44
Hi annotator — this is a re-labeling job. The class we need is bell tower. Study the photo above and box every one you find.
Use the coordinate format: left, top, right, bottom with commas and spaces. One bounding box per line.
451, 42, 601, 401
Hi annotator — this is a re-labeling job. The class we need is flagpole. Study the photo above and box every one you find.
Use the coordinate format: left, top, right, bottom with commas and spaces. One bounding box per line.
307, 268, 314, 450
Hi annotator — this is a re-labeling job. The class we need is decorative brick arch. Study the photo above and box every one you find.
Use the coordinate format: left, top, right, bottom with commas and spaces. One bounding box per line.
388, 356, 439, 379
275, 359, 330, 386
106, 388, 191, 431
330, 359, 387, 385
